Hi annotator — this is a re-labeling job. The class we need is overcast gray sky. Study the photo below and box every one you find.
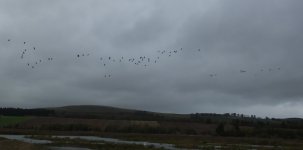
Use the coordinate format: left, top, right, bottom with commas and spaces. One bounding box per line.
1, 0, 303, 118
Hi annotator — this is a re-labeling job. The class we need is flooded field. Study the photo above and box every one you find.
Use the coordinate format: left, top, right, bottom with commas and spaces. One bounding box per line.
0, 134, 186, 150
0, 134, 288, 150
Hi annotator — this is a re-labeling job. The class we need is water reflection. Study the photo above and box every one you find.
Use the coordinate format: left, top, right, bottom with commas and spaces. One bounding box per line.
0, 134, 189, 150
0, 134, 51, 144
53, 135, 184, 150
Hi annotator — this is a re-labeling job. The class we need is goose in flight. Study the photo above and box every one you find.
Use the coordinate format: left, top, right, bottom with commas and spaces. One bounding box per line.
209, 74, 217, 77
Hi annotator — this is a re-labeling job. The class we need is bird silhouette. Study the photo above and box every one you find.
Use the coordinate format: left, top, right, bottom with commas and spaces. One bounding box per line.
210, 74, 217, 77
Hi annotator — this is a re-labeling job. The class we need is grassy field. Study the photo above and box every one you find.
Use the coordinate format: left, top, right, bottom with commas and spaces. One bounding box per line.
28, 134, 303, 150
0, 137, 46, 150
100, 133, 303, 149
26, 135, 165, 150
0, 116, 30, 127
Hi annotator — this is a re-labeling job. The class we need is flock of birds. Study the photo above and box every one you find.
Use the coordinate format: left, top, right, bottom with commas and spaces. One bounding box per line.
75, 48, 183, 78
6, 38, 282, 78
11, 39, 54, 69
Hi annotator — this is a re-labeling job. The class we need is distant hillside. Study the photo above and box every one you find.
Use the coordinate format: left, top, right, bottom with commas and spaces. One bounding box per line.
2, 105, 303, 139
52, 105, 136, 114
47, 105, 189, 121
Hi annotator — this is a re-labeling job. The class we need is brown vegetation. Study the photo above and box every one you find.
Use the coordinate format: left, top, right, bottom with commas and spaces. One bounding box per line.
0, 137, 46, 150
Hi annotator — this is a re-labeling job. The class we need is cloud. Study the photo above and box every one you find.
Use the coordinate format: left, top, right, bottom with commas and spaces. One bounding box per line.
1, 0, 303, 117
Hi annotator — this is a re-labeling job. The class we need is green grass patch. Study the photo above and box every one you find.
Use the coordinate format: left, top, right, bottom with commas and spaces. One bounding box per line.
0, 116, 29, 127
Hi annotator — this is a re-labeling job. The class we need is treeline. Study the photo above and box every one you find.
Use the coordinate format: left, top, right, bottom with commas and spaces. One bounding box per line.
0, 108, 54, 116
8, 123, 197, 135
215, 118, 303, 139
54, 110, 190, 122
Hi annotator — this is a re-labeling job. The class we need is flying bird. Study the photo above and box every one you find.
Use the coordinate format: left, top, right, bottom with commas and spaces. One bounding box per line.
210, 74, 217, 77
